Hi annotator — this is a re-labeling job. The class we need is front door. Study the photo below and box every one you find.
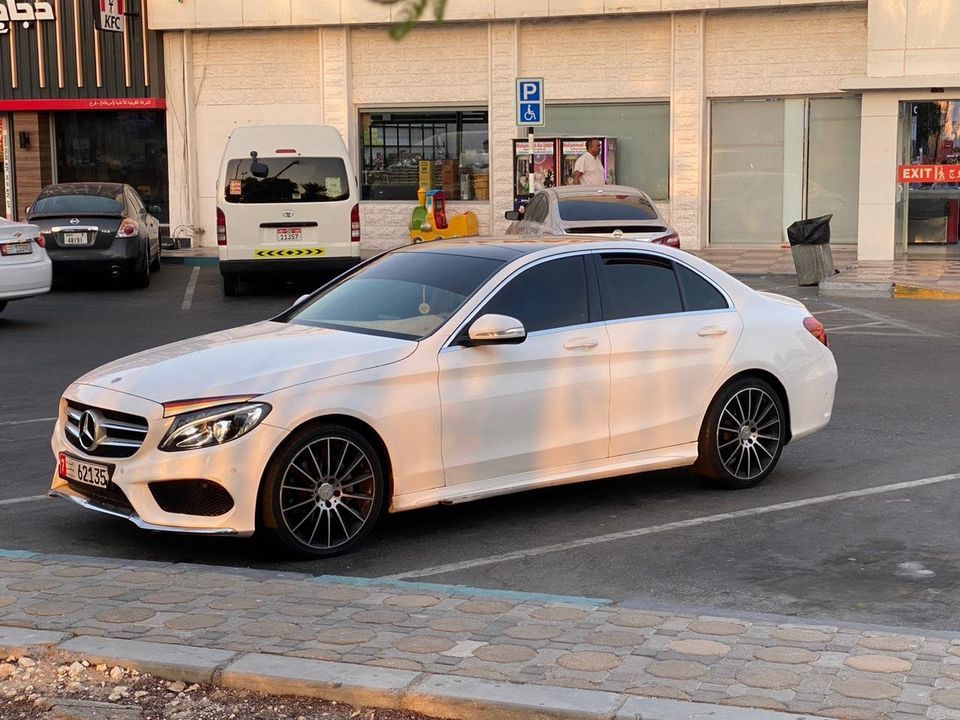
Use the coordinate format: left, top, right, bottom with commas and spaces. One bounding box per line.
438, 254, 610, 486
594, 253, 742, 455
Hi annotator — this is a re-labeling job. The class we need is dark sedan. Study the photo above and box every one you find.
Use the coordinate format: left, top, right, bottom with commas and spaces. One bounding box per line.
27, 183, 161, 287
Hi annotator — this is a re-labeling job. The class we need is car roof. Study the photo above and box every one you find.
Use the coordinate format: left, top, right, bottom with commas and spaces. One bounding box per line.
545, 184, 651, 199
38, 182, 126, 197
396, 235, 678, 259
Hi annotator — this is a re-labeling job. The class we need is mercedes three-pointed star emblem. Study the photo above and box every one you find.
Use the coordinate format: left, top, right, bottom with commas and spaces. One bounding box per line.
78, 410, 103, 452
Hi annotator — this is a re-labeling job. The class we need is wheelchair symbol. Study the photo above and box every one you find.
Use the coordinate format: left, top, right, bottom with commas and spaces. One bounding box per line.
523, 106, 537, 122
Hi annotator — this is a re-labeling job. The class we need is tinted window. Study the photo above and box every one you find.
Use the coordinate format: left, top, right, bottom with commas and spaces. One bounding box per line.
677, 264, 728, 311
482, 256, 588, 333
558, 194, 658, 222
225, 157, 350, 204
525, 195, 550, 223
291, 252, 503, 340
31, 186, 124, 215
600, 256, 683, 320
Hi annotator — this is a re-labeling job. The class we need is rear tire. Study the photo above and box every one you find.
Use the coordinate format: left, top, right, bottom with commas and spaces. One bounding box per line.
694, 377, 785, 489
260, 423, 386, 558
221, 272, 239, 297
131, 248, 151, 289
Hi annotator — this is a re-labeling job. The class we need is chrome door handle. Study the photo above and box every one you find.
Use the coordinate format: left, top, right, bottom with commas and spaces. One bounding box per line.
698, 325, 728, 337
564, 338, 599, 350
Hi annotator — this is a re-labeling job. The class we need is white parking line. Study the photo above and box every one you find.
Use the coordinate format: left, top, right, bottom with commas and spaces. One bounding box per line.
181, 266, 200, 311
381, 472, 960, 581
0, 495, 48, 506
0, 417, 56, 427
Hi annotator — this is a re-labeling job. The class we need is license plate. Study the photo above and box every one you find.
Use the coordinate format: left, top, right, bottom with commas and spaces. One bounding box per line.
58, 453, 111, 489
63, 232, 88, 246
276, 227, 302, 242
0, 242, 31, 256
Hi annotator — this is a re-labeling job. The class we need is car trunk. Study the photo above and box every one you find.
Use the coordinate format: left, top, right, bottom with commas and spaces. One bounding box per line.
31, 215, 124, 251
560, 220, 670, 241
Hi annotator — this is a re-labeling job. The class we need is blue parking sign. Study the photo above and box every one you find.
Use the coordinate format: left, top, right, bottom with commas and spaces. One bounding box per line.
516, 78, 544, 127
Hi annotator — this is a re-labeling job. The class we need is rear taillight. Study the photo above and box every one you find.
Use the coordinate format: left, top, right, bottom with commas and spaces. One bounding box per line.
657, 231, 680, 248
116, 219, 138, 237
34, 234, 45, 248
351, 204, 361, 243
217, 207, 227, 246
803, 316, 829, 348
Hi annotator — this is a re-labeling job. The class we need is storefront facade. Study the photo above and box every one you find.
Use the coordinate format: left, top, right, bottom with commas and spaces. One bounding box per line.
0, 0, 167, 225
147, 0, 960, 261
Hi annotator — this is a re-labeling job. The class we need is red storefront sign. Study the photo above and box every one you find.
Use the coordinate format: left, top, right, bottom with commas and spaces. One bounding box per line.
898, 164, 960, 183
0, 98, 165, 111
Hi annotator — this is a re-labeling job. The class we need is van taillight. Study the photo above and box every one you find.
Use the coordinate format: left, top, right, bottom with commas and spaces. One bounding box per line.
351, 204, 361, 243
803, 316, 829, 348
216, 207, 227, 246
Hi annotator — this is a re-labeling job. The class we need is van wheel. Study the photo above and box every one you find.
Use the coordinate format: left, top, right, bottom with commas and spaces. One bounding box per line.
221, 272, 239, 297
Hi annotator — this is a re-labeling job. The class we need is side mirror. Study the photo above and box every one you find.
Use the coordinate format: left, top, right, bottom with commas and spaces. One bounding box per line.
466, 314, 526, 346
24, 205, 30, 215
149, 205, 161, 216
504, 210, 521, 221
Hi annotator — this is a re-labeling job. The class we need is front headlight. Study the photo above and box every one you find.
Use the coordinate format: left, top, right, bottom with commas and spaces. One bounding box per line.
159, 403, 271, 452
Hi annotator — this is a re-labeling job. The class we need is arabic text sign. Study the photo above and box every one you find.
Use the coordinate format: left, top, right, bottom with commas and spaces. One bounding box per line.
0, 0, 54, 34
898, 165, 960, 184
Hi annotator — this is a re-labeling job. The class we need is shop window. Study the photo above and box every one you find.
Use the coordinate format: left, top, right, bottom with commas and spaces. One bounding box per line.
540, 103, 669, 201
360, 110, 488, 201
54, 111, 168, 225
710, 97, 861, 245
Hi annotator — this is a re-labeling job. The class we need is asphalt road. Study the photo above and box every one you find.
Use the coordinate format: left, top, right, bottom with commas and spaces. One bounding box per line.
1, 264, 959, 630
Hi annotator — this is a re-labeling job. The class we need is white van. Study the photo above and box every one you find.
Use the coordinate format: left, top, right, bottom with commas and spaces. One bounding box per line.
216, 125, 361, 296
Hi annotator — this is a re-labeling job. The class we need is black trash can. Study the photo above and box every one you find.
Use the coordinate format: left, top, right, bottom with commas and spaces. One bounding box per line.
787, 214, 835, 286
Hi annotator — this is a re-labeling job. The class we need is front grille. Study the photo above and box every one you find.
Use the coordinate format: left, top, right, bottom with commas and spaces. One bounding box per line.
149, 480, 235, 517
66, 478, 134, 511
65, 401, 149, 458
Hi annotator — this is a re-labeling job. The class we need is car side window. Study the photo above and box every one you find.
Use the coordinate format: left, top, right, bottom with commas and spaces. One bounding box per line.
126, 189, 144, 216
524, 194, 549, 224
676, 264, 729, 311
480, 256, 589, 333
598, 254, 683, 320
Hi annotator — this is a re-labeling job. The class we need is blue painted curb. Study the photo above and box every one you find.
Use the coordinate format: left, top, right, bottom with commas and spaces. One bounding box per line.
0, 549, 37, 559
311, 574, 611, 607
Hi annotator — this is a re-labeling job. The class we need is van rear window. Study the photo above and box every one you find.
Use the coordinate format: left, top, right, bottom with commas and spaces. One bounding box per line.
224, 157, 350, 204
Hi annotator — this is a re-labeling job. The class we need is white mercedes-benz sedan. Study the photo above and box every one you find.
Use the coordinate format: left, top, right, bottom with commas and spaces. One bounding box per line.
50, 238, 837, 557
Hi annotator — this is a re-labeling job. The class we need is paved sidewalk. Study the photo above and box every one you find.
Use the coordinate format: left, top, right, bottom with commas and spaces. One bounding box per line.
2, 551, 960, 719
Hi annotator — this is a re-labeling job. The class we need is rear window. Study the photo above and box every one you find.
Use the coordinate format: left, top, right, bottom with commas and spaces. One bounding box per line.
31, 191, 124, 216
224, 157, 350, 204
558, 195, 658, 222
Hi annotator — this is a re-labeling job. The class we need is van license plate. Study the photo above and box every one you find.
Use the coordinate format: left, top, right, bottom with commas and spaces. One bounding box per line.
63, 232, 88, 246
276, 228, 302, 242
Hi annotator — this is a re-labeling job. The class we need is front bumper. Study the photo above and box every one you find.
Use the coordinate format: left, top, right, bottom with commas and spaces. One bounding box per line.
49, 384, 288, 536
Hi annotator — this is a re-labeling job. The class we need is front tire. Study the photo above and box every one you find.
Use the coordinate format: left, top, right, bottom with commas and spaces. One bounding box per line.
149, 242, 161, 272
694, 377, 785, 489
221, 272, 239, 297
260, 424, 386, 558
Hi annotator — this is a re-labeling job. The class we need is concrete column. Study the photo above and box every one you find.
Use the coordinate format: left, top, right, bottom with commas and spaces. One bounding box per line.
489, 20, 519, 235
856, 91, 899, 261
320, 26, 351, 151
670, 12, 706, 250
162, 31, 198, 245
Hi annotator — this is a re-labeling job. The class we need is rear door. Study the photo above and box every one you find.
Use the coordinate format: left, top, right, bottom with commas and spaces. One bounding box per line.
595, 252, 742, 455
221, 155, 355, 261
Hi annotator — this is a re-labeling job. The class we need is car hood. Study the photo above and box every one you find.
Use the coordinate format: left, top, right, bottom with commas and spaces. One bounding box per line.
75, 321, 417, 403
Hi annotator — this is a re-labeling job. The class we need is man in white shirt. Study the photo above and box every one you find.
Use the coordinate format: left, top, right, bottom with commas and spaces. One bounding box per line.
572, 138, 606, 186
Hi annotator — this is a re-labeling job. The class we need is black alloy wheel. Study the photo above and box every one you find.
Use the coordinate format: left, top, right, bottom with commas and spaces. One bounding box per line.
261, 423, 386, 558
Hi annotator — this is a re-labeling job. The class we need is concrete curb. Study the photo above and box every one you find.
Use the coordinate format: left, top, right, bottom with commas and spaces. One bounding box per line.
818, 279, 893, 298
893, 283, 960, 301
12, 633, 825, 720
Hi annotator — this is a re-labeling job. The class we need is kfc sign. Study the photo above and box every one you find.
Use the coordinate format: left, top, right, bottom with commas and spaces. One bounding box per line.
898, 165, 960, 184
97, 0, 124, 33
0, 1, 55, 34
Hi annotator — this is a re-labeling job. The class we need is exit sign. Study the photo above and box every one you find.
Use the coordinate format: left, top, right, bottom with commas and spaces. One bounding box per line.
96, 0, 124, 33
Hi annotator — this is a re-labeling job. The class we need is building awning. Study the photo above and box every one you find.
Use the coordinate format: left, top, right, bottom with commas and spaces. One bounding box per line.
840, 75, 960, 91
0, 98, 165, 111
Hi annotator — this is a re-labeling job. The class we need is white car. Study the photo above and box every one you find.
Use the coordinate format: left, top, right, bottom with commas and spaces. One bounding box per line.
50, 238, 837, 557
506, 185, 680, 247
0, 217, 51, 315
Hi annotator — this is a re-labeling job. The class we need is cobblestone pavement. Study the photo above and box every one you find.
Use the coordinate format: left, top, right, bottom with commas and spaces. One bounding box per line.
2, 551, 960, 720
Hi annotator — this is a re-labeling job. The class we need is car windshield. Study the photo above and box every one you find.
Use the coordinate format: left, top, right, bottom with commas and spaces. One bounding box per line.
31, 189, 124, 215
225, 157, 350, 203
289, 251, 505, 340
558, 194, 658, 222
